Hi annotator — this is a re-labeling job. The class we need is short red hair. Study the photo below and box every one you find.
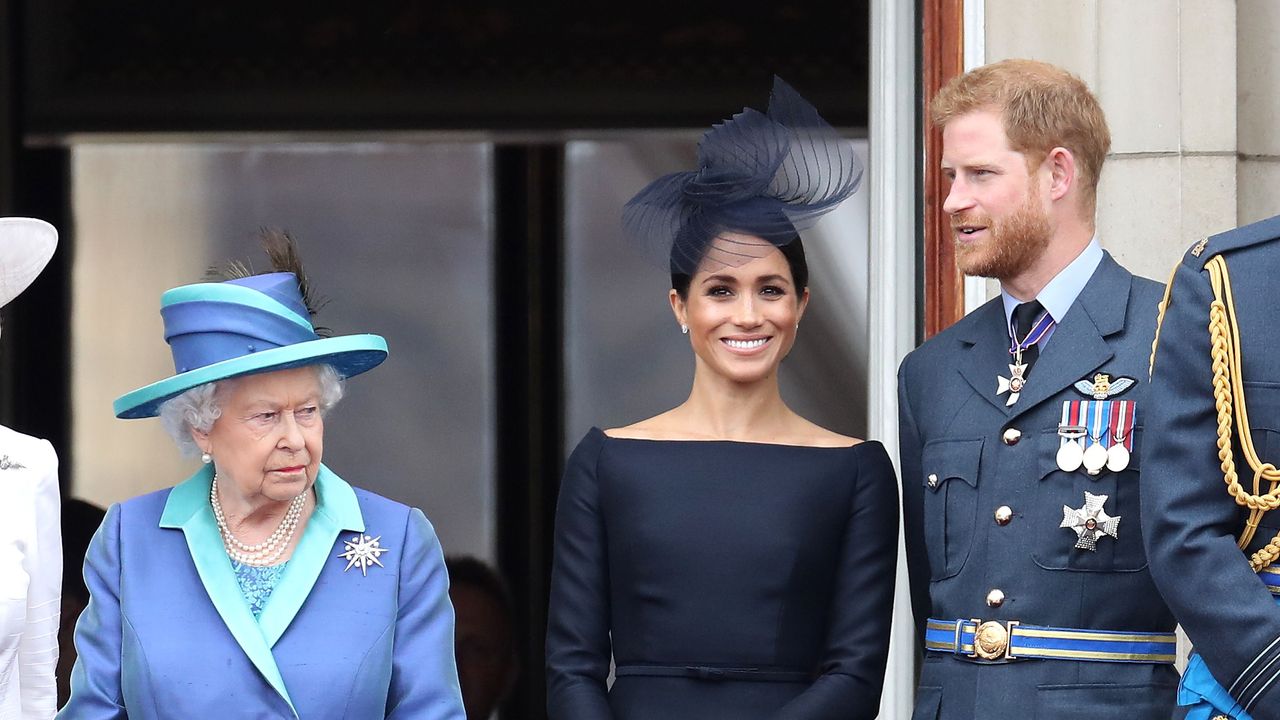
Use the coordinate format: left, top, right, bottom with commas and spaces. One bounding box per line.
932, 59, 1111, 217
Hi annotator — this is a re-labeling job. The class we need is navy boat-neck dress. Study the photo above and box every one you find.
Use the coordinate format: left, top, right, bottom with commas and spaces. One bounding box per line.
546, 427, 898, 720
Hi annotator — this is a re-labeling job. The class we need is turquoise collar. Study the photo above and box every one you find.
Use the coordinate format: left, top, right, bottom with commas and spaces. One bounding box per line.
159, 463, 364, 532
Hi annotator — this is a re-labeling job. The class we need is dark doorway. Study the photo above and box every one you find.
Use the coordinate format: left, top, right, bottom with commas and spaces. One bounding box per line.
6, 5, 871, 718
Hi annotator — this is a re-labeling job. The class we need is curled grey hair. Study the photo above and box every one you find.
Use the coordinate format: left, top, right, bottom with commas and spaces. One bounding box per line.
157, 364, 345, 458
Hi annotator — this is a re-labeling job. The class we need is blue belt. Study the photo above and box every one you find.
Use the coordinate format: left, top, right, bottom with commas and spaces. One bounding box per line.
1258, 565, 1280, 595
925, 618, 1177, 664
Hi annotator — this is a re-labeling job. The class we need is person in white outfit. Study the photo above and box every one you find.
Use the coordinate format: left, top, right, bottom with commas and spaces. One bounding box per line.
0, 217, 61, 719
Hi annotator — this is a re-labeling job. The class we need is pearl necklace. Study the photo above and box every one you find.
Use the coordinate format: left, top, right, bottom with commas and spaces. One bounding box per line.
210, 473, 307, 566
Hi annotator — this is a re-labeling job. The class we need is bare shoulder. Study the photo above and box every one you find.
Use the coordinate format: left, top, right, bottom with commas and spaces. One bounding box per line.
603, 410, 686, 440
788, 417, 863, 448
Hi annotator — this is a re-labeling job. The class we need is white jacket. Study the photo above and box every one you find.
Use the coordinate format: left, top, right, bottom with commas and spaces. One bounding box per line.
0, 425, 59, 720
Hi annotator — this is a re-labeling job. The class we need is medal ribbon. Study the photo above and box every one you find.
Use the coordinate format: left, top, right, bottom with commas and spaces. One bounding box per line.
1107, 400, 1136, 451
1060, 401, 1084, 449
1007, 309, 1056, 357
1086, 400, 1112, 449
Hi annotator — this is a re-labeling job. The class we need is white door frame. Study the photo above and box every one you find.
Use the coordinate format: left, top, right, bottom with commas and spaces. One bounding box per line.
868, 1, 985, 716
868, 0, 919, 716
962, 0, 991, 314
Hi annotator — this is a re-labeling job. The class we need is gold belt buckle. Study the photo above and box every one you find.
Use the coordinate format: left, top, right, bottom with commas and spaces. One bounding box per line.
968, 619, 1020, 661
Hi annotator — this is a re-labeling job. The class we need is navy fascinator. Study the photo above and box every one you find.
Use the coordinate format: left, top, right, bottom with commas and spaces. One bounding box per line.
622, 76, 863, 276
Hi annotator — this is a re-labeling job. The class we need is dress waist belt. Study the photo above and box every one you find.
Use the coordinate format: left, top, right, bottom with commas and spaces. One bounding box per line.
925, 618, 1177, 664
613, 664, 811, 683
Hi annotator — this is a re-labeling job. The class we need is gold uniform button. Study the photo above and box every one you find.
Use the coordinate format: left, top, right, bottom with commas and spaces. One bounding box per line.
927, 473, 939, 488
1002, 427, 1021, 445
986, 589, 1006, 608
994, 506, 1013, 525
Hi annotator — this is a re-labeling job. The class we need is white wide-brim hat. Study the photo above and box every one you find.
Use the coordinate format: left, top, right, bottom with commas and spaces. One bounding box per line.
0, 218, 57, 309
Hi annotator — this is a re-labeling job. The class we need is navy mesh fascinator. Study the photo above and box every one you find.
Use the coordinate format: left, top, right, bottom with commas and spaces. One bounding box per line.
622, 77, 863, 276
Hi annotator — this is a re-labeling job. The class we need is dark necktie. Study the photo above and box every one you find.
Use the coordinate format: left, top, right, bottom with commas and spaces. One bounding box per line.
1011, 300, 1046, 375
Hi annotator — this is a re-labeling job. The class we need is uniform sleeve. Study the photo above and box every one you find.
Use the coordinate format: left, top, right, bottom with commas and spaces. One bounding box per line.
1143, 259, 1280, 719
58, 504, 125, 719
545, 431, 613, 719
897, 358, 932, 640
21, 441, 60, 719
774, 443, 899, 720
385, 508, 466, 719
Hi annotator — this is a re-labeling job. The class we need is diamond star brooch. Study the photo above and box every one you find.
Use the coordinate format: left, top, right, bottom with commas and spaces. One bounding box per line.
336, 534, 391, 576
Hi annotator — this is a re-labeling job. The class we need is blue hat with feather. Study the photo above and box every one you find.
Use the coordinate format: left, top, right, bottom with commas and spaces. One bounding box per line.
113, 233, 387, 419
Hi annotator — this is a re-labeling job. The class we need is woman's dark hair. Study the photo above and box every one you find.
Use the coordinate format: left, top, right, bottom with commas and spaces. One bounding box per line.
671, 235, 809, 299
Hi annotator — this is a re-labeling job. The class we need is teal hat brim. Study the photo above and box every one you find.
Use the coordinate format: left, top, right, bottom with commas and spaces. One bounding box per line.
113, 334, 388, 419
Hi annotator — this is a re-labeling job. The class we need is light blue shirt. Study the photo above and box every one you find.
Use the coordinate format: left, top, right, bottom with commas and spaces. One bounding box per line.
1001, 236, 1103, 347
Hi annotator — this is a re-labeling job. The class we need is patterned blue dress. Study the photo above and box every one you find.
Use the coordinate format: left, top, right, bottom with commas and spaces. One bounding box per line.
231, 561, 289, 618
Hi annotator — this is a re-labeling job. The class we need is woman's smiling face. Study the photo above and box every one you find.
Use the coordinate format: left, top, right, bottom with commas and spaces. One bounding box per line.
671, 233, 809, 385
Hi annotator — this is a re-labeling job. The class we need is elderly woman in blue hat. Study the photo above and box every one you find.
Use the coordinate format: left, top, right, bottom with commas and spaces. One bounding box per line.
60, 234, 464, 719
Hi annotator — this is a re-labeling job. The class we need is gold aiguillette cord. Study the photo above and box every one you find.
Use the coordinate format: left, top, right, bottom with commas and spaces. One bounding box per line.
1151, 252, 1280, 570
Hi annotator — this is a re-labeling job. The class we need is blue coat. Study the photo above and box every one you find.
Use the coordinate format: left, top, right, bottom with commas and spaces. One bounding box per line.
59, 465, 464, 719
898, 253, 1178, 719
1144, 215, 1280, 719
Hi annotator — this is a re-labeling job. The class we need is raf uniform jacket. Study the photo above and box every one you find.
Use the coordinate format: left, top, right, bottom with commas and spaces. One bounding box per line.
59, 464, 465, 720
1144, 215, 1280, 719
898, 252, 1178, 719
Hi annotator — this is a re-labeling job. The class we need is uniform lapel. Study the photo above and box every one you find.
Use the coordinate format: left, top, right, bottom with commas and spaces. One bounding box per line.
159, 466, 298, 717
257, 465, 364, 648
1007, 253, 1131, 420
957, 300, 1019, 416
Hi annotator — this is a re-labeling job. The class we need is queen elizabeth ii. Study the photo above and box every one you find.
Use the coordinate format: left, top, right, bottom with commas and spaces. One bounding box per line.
60, 233, 464, 719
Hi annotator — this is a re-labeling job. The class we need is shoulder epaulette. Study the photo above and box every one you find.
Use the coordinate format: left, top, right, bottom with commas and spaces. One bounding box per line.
1186, 214, 1280, 269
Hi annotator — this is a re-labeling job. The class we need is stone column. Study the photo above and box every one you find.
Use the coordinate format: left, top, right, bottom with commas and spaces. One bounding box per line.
983, 0, 1240, 283
1238, 0, 1280, 225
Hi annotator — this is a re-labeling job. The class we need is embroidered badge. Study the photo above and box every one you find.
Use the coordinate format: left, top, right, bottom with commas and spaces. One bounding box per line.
336, 534, 390, 576
1073, 373, 1136, 400
0, 455, 26, 470
1061, 492, 1121, 551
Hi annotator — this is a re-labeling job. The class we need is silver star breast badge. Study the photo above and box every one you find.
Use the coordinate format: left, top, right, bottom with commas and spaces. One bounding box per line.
996, 362, 1029, 406
336, 534, 390, 576
1061, 492, 1121, 551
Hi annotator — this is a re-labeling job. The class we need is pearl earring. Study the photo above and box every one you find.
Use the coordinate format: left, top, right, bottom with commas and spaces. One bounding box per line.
680, 324, 689, 335
201, 452, 212, 464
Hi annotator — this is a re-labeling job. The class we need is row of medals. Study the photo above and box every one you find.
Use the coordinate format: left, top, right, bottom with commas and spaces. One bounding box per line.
1056, 426, 1130, 475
